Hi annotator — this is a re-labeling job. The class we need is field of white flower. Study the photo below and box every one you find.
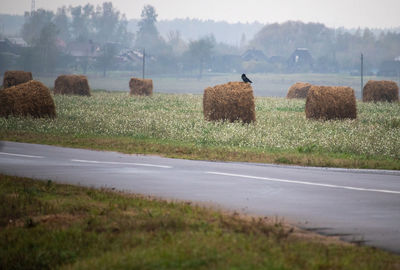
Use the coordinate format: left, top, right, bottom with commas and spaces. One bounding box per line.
1, 91, 399, 159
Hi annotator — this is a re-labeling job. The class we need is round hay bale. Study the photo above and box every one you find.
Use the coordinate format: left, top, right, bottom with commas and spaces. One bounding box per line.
129, 77, 153, 96
305, 86, 357, 120
362, 80, 399, 102
3, 70, 33, 88
203, 81, 256, 123
0, 80, 56, 118
286, 82, 312, 99
54, 75, 91, 96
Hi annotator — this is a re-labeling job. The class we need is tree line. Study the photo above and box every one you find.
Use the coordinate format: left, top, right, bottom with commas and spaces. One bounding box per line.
250, 21, 400, 73
0, 2, 399, 76
0, 3, 222, 77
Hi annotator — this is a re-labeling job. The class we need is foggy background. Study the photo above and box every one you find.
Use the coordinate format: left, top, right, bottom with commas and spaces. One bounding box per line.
3, 0, 400, 29
0, 1, 399, 97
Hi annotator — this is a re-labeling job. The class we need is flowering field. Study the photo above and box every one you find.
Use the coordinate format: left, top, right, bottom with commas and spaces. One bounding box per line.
1, 91, 399, 163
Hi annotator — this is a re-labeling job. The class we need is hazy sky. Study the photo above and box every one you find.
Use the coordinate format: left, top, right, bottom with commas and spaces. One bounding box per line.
1, 0, 400, 28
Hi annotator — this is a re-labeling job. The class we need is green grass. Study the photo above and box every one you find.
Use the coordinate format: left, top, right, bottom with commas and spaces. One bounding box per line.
1, 90, 399, 169
1, 174, 399, 270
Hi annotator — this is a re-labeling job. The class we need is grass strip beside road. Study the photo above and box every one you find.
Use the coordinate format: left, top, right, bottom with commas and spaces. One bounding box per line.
1, 131, 400, 170
0, 92, 399, 170
1, 174, 400, 270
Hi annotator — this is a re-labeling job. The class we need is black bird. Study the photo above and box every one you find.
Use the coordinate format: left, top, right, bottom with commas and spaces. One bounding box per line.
241, 73, 252, 83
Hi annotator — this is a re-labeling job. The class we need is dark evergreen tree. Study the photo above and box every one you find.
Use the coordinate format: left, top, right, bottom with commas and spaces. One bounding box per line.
54, 7, 70, 42
135, 5, 166, 54
21, 9, 54, 45
70, 4, 94, 42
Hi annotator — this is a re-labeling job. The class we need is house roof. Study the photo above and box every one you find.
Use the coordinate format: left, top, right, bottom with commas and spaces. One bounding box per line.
289, 48, 313, 64
66, 41, 100, 57
0, 39, 23, 54
242, 49, 268, 62
7, 37, 28, 47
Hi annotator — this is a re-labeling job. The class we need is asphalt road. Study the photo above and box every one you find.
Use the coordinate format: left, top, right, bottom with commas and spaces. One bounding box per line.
1, 141, 399, 253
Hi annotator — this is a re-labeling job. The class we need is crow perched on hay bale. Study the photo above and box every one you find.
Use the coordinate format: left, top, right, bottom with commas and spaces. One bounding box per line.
286, 82, 312, 99
203, 81, 255, 123
129, 77, 153, 96
241, 73, 252, 83
0, 80, 56, 118
305, 86, 357, 120
3, 70, 33, 89
54, 75, 91, 96
362, 80, 399, 102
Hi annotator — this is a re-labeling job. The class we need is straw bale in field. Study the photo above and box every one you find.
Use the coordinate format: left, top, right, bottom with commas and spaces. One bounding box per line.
3, 70, 33, 88
54, 75, 91, 96
0, 80, 56, 118
362, 80, 399, 102
203, 81, 255, 123
305, 86, 356, 120
286, 82, 312, 99
129, 77, 153, 96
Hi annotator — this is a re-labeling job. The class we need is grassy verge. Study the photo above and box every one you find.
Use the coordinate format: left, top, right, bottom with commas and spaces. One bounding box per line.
1, 174, 399, 270
2, 131, 400, 170
0, 91, 399, 170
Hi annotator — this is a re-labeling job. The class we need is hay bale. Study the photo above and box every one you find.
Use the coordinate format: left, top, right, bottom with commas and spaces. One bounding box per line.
54, 75, 91, 96
203, 81, 255, 123
286, 82, 312, 99
3, 70, 33, 88
129, 77, 153, 96
362, 80, 399, 102
0, 80, 56, 118
305, 86, 357, 120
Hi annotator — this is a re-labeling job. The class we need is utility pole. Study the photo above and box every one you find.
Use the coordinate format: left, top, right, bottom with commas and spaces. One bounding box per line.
31, 0, 36, 14
142, 48, 145, 79
0, 19, 4, 36
361, 53, 364, 99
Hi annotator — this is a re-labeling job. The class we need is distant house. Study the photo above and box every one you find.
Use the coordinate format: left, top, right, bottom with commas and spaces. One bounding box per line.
118, 49, 144, 63
378, 58, 400, 76
0, 39, 15, 53
117, 49, 157, 64
7, 37, 28, 48
66, 40, 100, 58
0, 38, 28, 54
287, 48, 313, 72
241, 49, 268, 62
0, 39, 24, 73
64, 40, 101, 73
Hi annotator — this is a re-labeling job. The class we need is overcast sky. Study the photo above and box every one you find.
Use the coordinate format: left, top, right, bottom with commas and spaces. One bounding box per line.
1, 0, 400, 28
